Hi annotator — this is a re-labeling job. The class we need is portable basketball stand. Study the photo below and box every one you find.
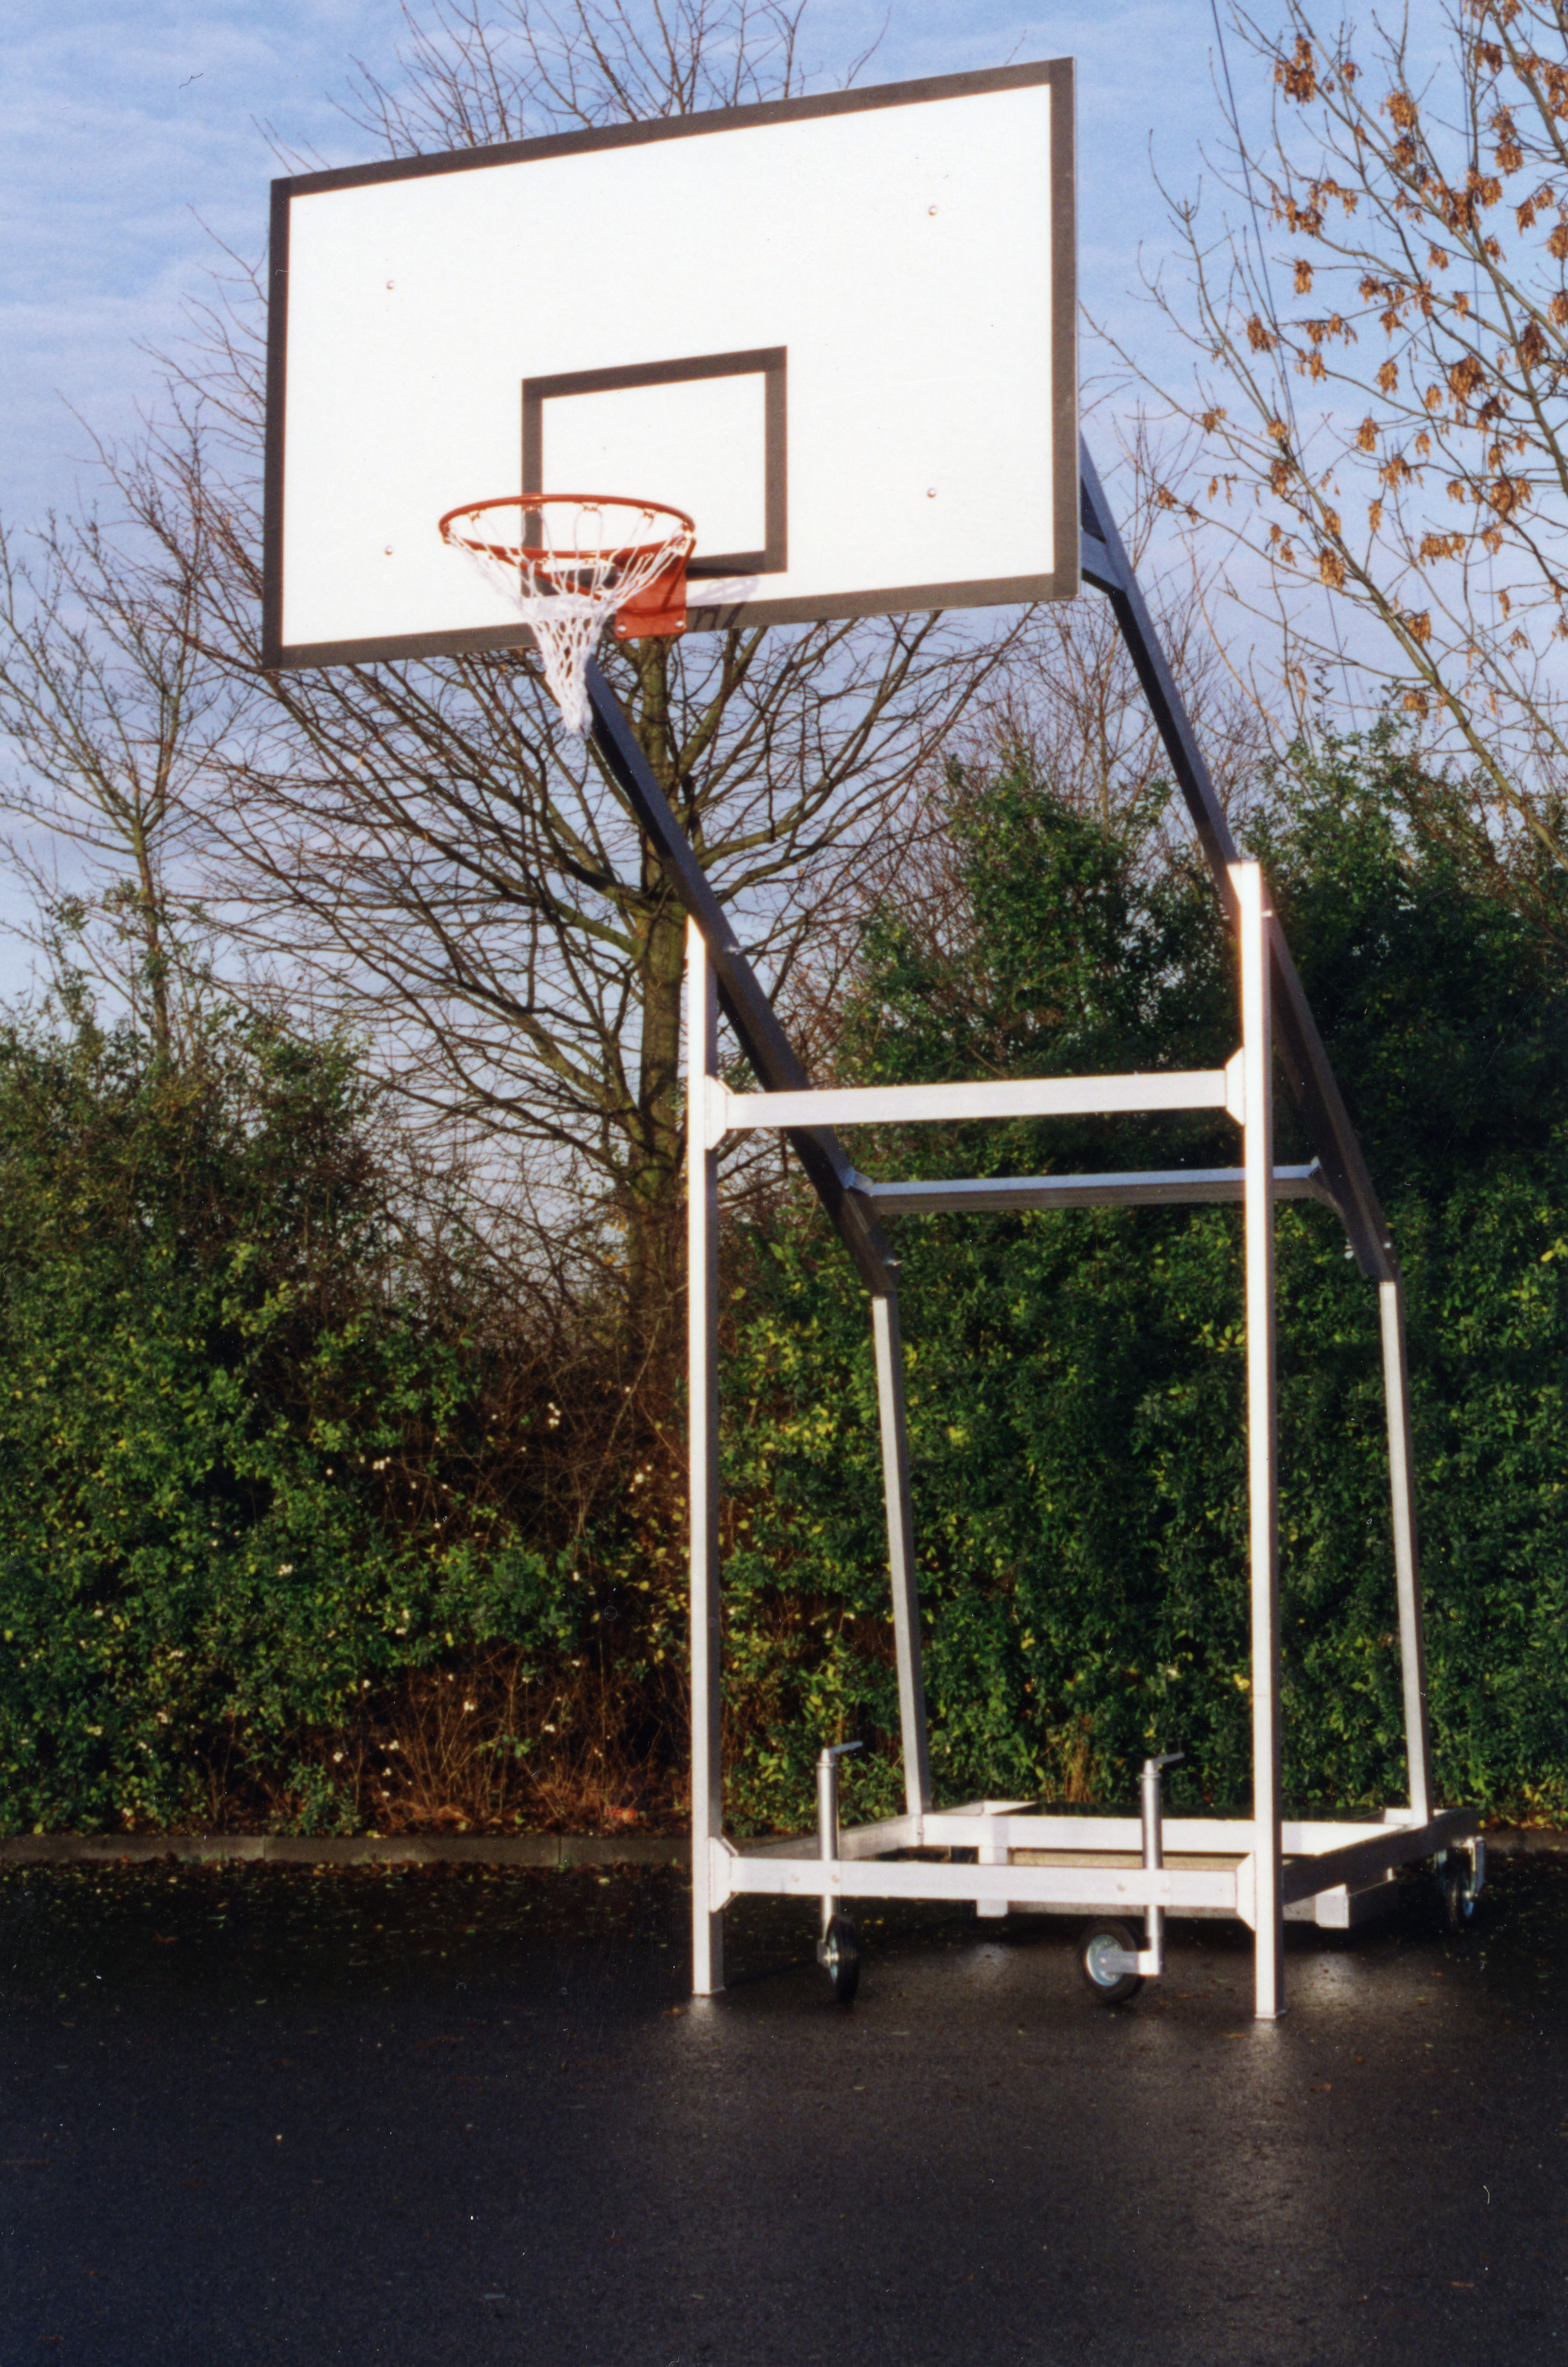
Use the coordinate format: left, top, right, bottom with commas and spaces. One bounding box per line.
258, 48, 1481, 2021
583, 441, 1482, 2022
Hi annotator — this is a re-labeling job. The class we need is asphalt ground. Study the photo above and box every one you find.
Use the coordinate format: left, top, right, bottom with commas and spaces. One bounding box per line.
1, 1850, 1565, 2366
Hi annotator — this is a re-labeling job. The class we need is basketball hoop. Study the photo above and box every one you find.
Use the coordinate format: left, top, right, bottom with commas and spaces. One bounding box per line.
438, 495, 696, 736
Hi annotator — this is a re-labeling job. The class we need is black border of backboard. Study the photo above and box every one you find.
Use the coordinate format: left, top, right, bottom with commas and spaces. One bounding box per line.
521, 349, 788, 578
262, 57, 1077, 669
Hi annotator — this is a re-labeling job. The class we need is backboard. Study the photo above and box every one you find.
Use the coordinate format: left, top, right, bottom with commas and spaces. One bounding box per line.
262, 59, 1077, 669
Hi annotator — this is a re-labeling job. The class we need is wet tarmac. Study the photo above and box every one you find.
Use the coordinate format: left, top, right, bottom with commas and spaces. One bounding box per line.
1, 1850, 1565, 2365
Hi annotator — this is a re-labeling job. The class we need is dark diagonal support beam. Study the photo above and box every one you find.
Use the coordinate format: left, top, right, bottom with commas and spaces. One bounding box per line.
585, 659, 899, 1297
1078, 440, 1394, 1281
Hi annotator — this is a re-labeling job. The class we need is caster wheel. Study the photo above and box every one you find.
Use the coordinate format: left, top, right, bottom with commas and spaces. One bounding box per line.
817, 1914, 861, 2004
1078, 1918, 1144, 2005
1438, 1852, 1478, 1935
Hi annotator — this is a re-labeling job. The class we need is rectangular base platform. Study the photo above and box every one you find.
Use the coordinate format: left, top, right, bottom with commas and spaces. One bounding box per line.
713, 1803, 1477, 1932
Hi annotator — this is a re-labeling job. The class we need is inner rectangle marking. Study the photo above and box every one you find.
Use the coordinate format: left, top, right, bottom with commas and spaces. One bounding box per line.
522, 348, 787, 576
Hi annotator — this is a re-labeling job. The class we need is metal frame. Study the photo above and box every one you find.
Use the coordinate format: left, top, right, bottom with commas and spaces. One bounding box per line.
585, 439, 1473, 2023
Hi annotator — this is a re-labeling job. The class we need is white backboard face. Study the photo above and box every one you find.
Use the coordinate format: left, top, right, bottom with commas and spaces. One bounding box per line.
263, 61, 1076, 667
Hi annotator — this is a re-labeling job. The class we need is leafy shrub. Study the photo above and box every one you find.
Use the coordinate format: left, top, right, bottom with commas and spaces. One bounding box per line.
718, 732, 1568, 1828
6, 723, 1565, 1838
0, 1011, 579, 1833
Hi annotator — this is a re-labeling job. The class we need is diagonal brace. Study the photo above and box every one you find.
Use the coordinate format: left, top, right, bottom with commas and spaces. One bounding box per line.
586, 659, 898, 1298
1078, 439, 1394, 1283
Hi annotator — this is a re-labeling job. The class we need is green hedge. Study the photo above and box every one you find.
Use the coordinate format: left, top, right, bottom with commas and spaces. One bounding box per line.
2, 725, 1564, 1834
715, 730, 1568, 1828
0, 1014, 578, 1833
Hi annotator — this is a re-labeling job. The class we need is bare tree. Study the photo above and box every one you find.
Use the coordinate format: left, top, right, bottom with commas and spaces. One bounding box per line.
777, 430, 1273, 1085
330, 0, 874, 153
949, 424, 1273, 854
0, 503, 228, 1053
200, 505, 1001, 1343
112, 0, 1027, 1368
1113, 0, 1568, 898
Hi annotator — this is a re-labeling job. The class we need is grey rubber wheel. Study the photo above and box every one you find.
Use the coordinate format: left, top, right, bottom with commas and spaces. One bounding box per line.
1439, 1854, 1477, 1935
1078, 1918, 1144, 2005
817, 1914, 861, 2004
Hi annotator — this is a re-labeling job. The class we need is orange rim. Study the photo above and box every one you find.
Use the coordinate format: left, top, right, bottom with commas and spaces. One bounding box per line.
437, 493, 696, 573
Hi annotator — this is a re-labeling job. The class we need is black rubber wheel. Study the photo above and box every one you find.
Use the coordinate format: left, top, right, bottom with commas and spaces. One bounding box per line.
817, 1914, 861, 2004
1078, 1918, 1144, 2005
1439, 1854, 1477, 1935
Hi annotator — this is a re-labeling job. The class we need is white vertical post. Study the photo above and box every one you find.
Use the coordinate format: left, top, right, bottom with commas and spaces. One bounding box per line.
1379, 1275, 1432, 1825
870, 1292, 932, 1821
686, 920, 725, 1995
1235, 862, 1285, 2020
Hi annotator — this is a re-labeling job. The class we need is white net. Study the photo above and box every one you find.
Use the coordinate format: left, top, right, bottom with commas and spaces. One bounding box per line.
439, 497, 696, 736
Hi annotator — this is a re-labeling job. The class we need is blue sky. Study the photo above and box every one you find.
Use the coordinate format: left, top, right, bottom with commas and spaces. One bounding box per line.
2, 1, 1233, 529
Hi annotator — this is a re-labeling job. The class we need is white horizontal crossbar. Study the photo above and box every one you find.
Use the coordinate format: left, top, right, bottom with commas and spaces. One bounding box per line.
709, 1069, 1232, 1144
867, 1163, 1335, 1217
864, 1809, 1446, 1854
738, 1807, 1455, 1860
713, 1809, 1473, 1920
714, 1850, 1239, 1914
